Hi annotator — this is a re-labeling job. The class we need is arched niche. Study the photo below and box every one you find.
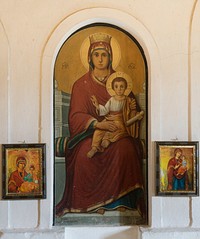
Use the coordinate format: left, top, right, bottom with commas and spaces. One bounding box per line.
40, 8, 161, 227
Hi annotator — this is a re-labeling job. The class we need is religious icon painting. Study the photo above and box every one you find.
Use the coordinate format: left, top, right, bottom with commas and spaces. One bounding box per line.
54, 23, 148, 225
156, 141, 199, 196
2, 143, 46, 199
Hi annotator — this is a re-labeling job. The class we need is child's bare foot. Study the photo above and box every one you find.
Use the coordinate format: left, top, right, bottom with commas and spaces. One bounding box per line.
101, 140, 110, 148
117, 206, 126, 212
96, 208, 105, 215
87, 147, 98, 158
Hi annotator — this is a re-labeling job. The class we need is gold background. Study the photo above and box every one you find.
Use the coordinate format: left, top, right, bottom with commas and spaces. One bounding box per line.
54, 25, 146, 95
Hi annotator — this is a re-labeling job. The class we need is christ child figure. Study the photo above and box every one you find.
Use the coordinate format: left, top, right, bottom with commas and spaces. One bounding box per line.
87, 72, 144, 158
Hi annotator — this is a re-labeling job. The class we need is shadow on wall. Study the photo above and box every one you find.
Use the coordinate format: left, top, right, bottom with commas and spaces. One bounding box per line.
105, 228, 140, 239
65, 227, 140, 239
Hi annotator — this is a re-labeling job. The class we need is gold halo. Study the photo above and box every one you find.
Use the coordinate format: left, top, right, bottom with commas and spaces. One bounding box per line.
80, 33, 121, 70
106, 72, 133, 96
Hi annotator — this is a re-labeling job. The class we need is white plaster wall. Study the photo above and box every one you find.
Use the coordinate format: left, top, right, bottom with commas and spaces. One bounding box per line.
0, 0, 200, 238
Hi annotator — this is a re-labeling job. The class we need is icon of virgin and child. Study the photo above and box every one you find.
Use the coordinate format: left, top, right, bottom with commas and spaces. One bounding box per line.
8, 156, 39, 194
56, 31, 147, 219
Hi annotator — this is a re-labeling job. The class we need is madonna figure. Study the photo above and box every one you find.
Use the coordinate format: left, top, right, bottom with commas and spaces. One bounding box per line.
56, 32, 146, 218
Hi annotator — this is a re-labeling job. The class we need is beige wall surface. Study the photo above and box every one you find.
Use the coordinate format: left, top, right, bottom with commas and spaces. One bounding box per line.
0, 1, 200, 238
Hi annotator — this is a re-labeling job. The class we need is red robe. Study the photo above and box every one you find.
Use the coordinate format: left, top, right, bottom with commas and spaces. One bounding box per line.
8, 170, 28, 193
56, 72, 145, 216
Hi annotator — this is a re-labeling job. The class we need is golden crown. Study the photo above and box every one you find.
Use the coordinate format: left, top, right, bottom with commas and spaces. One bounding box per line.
89, 32, 111, 45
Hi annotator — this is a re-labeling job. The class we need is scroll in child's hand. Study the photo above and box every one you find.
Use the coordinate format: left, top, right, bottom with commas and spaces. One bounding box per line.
125, 111, 144, 127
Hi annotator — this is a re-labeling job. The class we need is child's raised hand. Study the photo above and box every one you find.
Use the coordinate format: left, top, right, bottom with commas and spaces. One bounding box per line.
91, 95, 99, 109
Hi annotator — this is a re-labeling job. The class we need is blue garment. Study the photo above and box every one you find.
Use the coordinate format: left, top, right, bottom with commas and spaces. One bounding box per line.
24, 173, 33, 182
173, 177, 185, 190
101, 188, 143, 210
